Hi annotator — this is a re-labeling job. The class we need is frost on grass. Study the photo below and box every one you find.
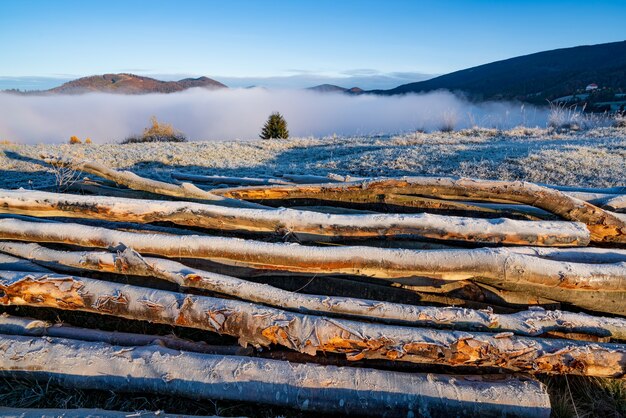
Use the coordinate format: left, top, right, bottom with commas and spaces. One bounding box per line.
1, 127, 625, 189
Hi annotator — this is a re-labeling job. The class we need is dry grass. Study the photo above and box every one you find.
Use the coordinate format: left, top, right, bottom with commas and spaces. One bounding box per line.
122, 116, 187, 144
542, 376, 626, 418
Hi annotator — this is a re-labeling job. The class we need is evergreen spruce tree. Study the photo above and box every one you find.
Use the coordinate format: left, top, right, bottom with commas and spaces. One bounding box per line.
260, 112, 289, 139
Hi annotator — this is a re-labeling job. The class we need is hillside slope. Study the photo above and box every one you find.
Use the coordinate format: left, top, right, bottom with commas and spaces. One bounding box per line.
375, 41, 626, 103
47, 73, 226, 94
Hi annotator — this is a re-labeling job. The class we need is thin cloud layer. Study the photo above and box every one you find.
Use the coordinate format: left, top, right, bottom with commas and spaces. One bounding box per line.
0, 89, 548, 144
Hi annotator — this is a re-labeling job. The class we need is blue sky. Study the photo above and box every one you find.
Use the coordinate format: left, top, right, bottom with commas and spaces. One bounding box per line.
1, 0, 625, 89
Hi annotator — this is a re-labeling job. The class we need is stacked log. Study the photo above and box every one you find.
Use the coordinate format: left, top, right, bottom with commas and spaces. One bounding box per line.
1, 158, 625, 416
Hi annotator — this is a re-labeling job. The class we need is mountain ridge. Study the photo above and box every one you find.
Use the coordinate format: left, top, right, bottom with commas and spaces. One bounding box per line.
43, 73, 227, 94
371, 40, 626, 103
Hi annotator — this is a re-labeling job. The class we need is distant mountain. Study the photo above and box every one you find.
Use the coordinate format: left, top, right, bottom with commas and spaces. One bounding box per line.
373, 41, 626, 103
44, 73, 226, 94
308, 84, 364, 94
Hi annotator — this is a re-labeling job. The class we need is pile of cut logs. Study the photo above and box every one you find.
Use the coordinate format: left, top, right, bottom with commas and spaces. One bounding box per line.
0, 156, 625, 417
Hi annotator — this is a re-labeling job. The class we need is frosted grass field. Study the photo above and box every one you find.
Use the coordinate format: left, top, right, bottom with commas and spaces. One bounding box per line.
1, 126, 625, 190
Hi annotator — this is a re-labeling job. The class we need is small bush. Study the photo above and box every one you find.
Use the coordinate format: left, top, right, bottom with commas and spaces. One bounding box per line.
122, 116, 187, 144
260, 112, 289, 139
85, 138, 92, 144
69, 136, 82, 144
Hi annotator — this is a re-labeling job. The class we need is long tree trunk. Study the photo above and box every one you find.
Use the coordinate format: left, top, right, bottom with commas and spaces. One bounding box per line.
0, 219, 623, 315
0, 213, 207, 236
0, 408, 215, 418
212, 176, 626, 243
0, 313, 247, 356
2, 242, 625, 340
0, 333, 552, 417
42, 157, 265, 209
0, 253, 52, 273
1, 270, 626, 377
0, 189, 590, 246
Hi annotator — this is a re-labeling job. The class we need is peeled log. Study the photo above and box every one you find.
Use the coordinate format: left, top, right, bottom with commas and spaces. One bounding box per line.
2, 242, 625, 340
0, 219, 623, 315
0, 334, 552, 417
41, 157, 264, 209
213, 176, 626, 243
1, 270, 626, 377
171, 171, 293, 186
0, 189, 590, 246
381, 194, 556, 220
0, 313, 247, 356
0, 253, 52, 273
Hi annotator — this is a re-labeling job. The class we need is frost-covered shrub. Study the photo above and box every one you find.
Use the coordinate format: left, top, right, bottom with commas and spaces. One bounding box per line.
123, 116, 187, 143
439, 111, 457, 132
547, 102, 584, 131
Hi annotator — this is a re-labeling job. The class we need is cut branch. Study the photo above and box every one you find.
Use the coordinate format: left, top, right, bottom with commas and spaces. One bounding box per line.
171, 171, 293, 186
0, 189, 590, 246
1, 270, 626, 377
2, 242, 625, 340
213, 176, 626, 243
0, 313, 247, 356
0, 333, 552, 417
380, 194, 556, 220
41, 157, 265, 209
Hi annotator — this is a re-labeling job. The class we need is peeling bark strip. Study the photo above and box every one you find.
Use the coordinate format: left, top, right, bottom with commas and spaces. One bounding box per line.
0, 313, 247, 356
0, 219, 624, 314
0, 189, 590, 246
1, 271, 626, 377
41, 157, 264, 209
3, 242, 626, 340
0, 334, 552, 417
213, 176, 626, 243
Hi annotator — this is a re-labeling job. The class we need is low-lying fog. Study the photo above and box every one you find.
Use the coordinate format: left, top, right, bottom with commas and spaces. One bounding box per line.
0, 88, 548, 144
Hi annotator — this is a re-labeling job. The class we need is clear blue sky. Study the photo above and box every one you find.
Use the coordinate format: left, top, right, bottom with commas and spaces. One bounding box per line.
1, 0, 625, 89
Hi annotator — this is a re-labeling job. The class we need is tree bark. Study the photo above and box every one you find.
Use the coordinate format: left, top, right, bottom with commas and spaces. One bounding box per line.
1, 270, 626, 377
0, 333, 552, 417
2, 242, 625, 340
212, 176, 626, 243
0, 189, 590, 246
